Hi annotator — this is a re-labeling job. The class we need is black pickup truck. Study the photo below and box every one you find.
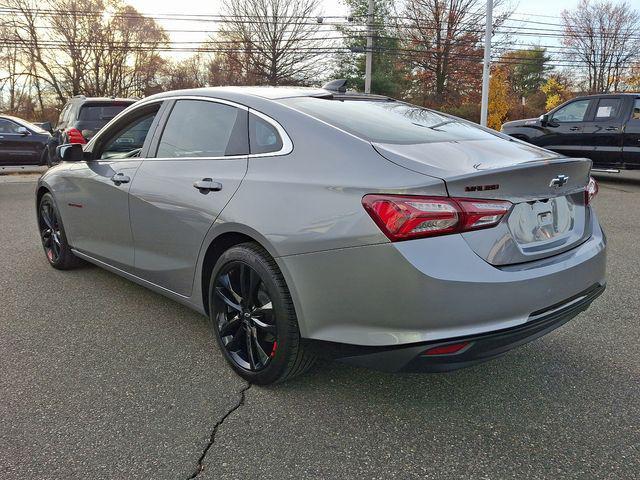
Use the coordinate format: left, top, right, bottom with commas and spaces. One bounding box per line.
501, 93, 640, 170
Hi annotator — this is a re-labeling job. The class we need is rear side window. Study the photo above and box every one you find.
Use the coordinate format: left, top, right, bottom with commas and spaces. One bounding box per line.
78, 103, 131, 122
279, 97, 495, 145
156, 100, 248, 158
551, 99, 591, 123
594, 98, 621, 120
249, 113, 283, 154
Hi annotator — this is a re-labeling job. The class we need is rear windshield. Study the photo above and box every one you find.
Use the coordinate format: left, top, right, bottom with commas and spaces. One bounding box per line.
279, 97, 496, 145
78, 103, 133, 122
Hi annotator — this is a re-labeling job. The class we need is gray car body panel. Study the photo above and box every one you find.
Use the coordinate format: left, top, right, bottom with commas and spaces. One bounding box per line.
278, 212, 605, 344
36, 86, 606, 349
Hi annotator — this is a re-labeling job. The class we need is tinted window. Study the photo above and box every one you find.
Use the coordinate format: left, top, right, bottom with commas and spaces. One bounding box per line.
79, 103, 131, 122
157, 100, 248, 158
100, 112, 157, 159
280, 98, 496, 144
0, 119, 22, 134
551, 100, 591, 123
249, 113, 283, 154
632, 99, 640, 121
594, 98, 621, 120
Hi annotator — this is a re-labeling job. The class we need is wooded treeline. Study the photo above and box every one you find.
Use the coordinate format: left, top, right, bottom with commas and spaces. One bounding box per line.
1, 0, 639, 128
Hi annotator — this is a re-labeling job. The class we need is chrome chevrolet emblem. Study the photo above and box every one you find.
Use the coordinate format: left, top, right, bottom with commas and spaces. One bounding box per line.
549, 174, 569, 187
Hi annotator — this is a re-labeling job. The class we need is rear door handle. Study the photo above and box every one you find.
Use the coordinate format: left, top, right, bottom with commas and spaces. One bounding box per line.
604, 126, 618, 131
193, 178, 223, 193
569, 127, 581, 131
111, 172, 130, 185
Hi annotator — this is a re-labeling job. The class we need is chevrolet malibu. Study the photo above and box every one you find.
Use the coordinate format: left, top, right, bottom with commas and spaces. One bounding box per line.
35, 85, 606, 384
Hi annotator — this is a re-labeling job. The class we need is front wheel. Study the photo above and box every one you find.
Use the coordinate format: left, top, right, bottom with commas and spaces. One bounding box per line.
209, 243, 315, 385
38, 193, 82, 269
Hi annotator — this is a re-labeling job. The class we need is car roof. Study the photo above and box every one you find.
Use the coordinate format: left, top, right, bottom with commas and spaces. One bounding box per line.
140, 86, 395, 110
68, 96, 137, 104
144, 86, 331, 101
0, 114, 39, 128
573, 92, 640, 100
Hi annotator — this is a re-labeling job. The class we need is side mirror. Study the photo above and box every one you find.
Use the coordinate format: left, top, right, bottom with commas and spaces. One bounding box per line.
41, 121, 53, 133
56, 143, 84, 162
16, 126, 29, 136
539, 113, 549, 126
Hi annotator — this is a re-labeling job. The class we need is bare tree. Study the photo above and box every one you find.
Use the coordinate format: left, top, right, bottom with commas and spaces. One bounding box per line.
562, 0, 640, 93
402, 0, 511, 107
0, 0, 167, 110
160, 53, 209, 91
211, 0, 326, 86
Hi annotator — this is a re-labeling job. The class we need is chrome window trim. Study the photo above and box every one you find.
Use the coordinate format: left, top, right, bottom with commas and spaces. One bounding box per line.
135, 95, 249, 112
148, 155, 249, 161
248, 108, 293, 157
132, 95, 293, 159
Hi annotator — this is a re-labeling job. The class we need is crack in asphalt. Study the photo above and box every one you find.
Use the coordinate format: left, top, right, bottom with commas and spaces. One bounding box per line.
187, 382, 252, 479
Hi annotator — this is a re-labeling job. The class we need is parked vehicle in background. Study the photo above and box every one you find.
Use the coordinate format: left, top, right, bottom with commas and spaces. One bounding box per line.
0, 115, 52, 166
49, 96, 136, 166
501, 93, 640, 170
36, 85, 606, 384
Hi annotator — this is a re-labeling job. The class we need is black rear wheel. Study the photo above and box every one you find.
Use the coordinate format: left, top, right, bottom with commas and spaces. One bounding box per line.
38, 193, 82, 269
209, 243, 315, 384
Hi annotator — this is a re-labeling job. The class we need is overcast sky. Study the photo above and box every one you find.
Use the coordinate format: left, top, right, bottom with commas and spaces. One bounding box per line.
124, 0, 638, 58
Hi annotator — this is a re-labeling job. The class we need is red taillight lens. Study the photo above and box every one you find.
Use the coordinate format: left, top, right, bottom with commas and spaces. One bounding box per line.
585, 176, 598, 205
66, 128, 86, 144
362, 194, 512, 241
423, 341, 470, 356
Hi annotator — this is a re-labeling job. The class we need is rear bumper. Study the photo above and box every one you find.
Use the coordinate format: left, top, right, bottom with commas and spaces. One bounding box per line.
305, 283, 605, 372
278, 211, 606, 346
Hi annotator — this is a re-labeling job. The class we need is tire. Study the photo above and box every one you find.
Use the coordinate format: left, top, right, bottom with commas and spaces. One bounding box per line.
209, 242, 315, 385
38, 193, 83, 270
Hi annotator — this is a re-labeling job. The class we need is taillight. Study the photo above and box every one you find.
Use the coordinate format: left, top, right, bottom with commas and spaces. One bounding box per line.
362, 194, 512, 241
66, 128, 86, 144
585, 176, 598, 205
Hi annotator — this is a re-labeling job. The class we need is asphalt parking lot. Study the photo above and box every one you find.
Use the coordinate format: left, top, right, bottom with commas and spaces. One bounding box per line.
1, 172, 639, 480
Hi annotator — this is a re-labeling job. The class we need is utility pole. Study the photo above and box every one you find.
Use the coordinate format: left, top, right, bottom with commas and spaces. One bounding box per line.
364, 0, 374, 94
480, 0, 493, 127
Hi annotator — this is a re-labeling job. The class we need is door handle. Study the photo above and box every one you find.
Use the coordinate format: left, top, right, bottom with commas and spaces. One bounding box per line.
111, 172, 130, 185
569, 127, 581, 131
604, 126, 618, 131
193, 178, 223, 193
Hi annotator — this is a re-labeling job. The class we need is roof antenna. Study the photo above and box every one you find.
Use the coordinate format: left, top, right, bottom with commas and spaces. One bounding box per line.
322, 79, 348, 93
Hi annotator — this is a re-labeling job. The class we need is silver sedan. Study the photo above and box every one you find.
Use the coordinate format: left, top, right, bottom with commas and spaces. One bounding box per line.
36, 85, 606, 384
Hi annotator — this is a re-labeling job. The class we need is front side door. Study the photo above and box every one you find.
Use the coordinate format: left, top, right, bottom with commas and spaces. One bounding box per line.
622, 98, 640, 169
129, 98, 249, 296
61, 102, 165, 271
581, 96, 625, 166
536, 98, 594, 158
0, 118, 37, 164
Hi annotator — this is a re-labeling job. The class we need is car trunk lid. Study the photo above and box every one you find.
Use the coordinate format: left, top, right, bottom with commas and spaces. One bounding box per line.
373, 139, 593, 266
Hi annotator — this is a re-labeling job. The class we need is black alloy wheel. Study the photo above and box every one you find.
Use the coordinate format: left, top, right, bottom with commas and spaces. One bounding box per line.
209, 243, 315, 384
39, 198, 62, 263
38, 193, 82, 269
214, 261, 277, 371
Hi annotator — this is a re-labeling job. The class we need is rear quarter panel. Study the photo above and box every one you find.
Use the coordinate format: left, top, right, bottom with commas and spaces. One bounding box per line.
215, 102, 448, 257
